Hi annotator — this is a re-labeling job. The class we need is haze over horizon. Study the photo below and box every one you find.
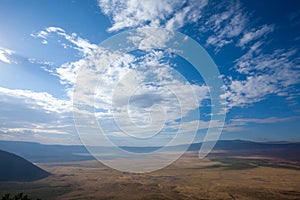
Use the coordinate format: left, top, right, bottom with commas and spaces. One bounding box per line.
0, 0, 299, 146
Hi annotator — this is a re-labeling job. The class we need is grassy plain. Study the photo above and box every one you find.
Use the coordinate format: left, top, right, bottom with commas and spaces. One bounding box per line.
1, 151, 300, 200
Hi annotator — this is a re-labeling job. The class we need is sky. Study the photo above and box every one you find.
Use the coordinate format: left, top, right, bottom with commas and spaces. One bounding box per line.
0, 0, 299, 145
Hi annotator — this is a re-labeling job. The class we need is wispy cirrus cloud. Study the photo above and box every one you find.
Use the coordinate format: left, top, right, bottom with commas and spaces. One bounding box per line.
194, 1, 300, 110
222, 42, 300, 108
238, 24, 275, 47
0, 87, 77, 144
0, 47, 14, 64
231, 116, 299, 125
224, 116, 299, 132
204, 2, 248, 51
31, 26, 98, 55
0, 86, 71, 114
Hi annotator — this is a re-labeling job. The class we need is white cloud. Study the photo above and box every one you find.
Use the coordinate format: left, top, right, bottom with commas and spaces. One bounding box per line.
128, 28, 174, 50
200, 2, 274, 53
98, 0, 181, 31
239, 24, 275, 47
30, 30, 48, 39
15, 0, 299, 145
0, 47, 14, 64
204, 2, 248, 51
2, 127, 69, 135
0, 87, 78, 144
0, 87, 71, 113
98, 0, 208, 32
221, 36, 300, 109
221, 75, 278, 107
40, 27, 208, 122
235, 46, 299, 79
225, 116, 299, 132
31, 26, 102, 94
42, 40, 48, 45
56, 59, 88, 85
46, 27, 65, 33
42, 28, 210, 142
165, 0, 208, 30
95, 0, 299, 113
231, 116, 299, 125
32, 27, 98, 55
73, 47, 209, 139
0, 130, 79, 145
96, 0, 270, 54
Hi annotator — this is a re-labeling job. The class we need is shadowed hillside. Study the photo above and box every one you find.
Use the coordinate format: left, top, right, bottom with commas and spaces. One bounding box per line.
0, 150, 50, 182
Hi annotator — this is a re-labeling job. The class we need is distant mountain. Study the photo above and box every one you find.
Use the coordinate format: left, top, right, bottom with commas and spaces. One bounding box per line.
187, 139, 300, 151
0, 140, 93, 163
0, 150, 50, 182
189, 140, 300, 162
122, 140, 300, 162
0, 140, 299, 163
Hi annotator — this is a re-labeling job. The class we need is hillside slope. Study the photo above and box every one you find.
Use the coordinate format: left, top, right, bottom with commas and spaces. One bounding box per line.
0, 150, 50, 182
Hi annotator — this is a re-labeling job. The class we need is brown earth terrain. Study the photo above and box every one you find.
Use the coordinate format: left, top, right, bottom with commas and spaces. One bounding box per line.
1, 151, 300, 200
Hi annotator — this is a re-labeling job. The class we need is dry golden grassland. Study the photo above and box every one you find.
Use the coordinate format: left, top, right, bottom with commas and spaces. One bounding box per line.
1, 152, 300, 200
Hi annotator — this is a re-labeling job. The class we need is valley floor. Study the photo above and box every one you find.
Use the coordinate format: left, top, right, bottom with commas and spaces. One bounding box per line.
1, 152, 300, 200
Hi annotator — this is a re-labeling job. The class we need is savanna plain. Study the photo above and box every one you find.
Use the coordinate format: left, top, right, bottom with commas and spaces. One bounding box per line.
1, 150, 300, 200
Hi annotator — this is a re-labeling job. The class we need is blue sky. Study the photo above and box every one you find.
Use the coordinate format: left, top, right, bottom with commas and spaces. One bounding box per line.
0, 0, 299, 145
